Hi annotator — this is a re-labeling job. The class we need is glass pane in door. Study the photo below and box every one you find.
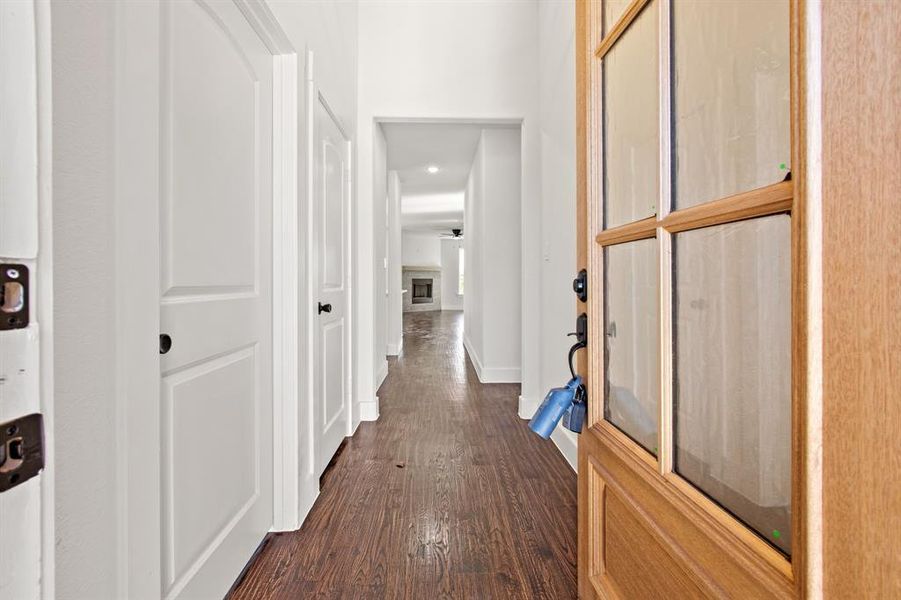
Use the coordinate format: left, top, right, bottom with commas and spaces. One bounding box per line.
673, 215, 791, 554
672, 0, 791, 209
602, 3, 659, 228
604, 238, 658, 454
603, 0, 632, 34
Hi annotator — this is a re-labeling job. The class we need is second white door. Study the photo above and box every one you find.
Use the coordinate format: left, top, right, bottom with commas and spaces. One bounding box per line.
313, 96, 351, 476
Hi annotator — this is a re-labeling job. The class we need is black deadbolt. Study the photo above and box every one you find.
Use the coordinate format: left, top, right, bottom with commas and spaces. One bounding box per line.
159, 334, 172, 354
318, 302, 332, 314
573, 269, 587, 303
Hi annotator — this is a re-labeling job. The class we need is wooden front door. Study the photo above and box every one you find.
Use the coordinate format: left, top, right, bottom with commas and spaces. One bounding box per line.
576, 0, 810, 596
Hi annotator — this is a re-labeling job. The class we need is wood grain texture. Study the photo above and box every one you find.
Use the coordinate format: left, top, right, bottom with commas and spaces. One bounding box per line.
660, 181, 793, 234
229, 311, 578, 599
578, 1, 605, 597
585, 427, 794, 598
580, 0, 808, 594
821, 0, 901, 597
594, 0, 652, 59
789, 0, 815, 594
594, 216, 657, 246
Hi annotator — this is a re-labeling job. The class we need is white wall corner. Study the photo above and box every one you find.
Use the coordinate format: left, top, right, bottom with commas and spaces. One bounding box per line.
386, 337, 403, 356
479, 366, 521, 384
359, 398, 380, 421
518, 395, 539, 420
519, 397, 577, 473
375, 359, 389, 390
296, 475, 320, 530
462, 334, 484, 381
464, 334, 521, 383
551, 429, 578, 473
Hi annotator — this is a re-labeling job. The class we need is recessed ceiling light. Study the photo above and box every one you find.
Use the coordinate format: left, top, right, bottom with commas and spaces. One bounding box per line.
427, 165, 439, 174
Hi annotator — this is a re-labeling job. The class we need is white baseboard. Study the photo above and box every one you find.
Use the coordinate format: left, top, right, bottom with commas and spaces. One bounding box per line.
463, 335, 521, 383
386, 337, 403, 356
479, 366, 521, 383
359, 398, 379, 421
518, 395, 540, 420
375, 360, 388, 390
462, 334, 482, 377
518, 395, 577, 473
273, 474, 320, 532
297, 476, 320, 528
551, 428, 578, 472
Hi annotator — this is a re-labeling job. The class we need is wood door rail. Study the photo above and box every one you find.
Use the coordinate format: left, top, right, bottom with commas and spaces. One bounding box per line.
595, 216, 657, 246
661, 180, 793, 233
595, 0, 652, 59
595, 181, 794, 247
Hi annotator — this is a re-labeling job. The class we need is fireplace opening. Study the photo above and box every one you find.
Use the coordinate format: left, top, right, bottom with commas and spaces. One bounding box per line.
412, 278, 433, 304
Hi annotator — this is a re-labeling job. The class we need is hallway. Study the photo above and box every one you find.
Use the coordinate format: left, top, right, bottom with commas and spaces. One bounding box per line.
231, 311, 578, 599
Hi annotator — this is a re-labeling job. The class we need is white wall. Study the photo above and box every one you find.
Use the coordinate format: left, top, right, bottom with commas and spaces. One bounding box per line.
357, 0, 542, 415
401, 231, 441, 267
536, 0, 578, 470
51, 3, 118, 595
463, 161, 483, 369
400, 191, 464, 230
463, 129, 522, 383
373, 123, 388, 386
49, 2, 359, 596
440, 238, 464, 311
386, 171, 403, 354
483, 129, 522, 378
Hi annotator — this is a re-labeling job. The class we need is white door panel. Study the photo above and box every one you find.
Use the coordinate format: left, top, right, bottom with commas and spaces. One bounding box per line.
314, 98, 350, 476
322, 320, 345, 429
157, 1, 273, 598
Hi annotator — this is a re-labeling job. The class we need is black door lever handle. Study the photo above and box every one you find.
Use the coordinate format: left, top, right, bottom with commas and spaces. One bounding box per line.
318, 302, 332, 314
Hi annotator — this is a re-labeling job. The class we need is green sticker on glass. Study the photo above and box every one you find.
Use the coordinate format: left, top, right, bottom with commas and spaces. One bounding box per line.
779, 163, 787, 170
772, 529, 781, 539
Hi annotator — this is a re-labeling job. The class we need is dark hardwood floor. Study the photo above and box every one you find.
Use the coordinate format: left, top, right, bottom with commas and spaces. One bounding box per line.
230, 310, 578, 599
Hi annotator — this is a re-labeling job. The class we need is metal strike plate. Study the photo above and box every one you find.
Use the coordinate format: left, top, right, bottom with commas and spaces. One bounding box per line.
0, 264, 29, 330
0, 413, 44, 492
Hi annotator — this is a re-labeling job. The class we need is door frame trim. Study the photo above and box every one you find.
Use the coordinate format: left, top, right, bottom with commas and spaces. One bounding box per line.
271, 51, 302, 531
238, 0, 306, 536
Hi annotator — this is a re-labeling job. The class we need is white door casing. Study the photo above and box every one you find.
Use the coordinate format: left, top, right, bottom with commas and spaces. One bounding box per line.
312, 94, 352, 477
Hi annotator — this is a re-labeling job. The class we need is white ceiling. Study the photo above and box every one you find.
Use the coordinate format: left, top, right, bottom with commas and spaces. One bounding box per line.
382, 121, 517, 234
383, 122, 484, 196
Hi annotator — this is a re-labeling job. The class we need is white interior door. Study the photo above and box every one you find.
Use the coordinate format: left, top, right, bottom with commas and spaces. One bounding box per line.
314, 97, 350, 476
158, 1, 273, 597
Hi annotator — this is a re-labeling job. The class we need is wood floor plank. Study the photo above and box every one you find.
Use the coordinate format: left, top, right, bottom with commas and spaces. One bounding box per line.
229, 311, 578, 599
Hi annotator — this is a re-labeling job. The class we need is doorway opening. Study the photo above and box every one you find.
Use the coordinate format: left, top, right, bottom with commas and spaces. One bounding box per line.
373, 119, 523, 386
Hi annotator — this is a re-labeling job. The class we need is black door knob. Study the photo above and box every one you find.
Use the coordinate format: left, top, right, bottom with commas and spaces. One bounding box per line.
159, 334, 172, 354
318, 302, 332, 314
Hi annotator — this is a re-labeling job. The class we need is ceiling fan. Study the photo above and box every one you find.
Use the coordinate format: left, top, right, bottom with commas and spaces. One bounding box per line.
439, 228, 464, 240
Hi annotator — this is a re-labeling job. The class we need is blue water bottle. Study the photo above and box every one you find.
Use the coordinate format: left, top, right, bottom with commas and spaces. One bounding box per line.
528, 376, 582, 439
